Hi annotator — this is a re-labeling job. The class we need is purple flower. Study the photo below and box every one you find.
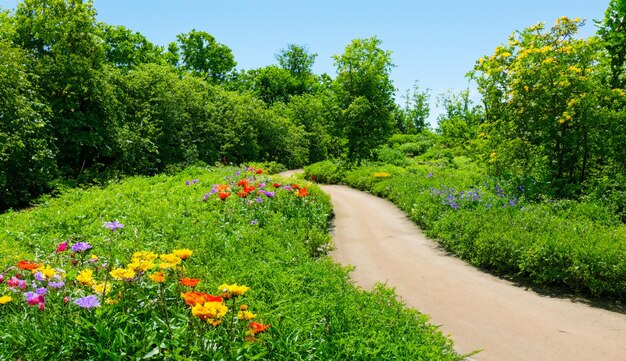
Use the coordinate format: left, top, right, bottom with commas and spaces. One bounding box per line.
426, 172, 434, 178
261, 190, 275, 198
203, 193, 210, 201
518, 185, 525, 193
71, 242, 92, 252
185, 180, 190, 186
48, 281, 65, 289
74, 295, 100, 309
35, 287, 47, 295
259, 182, 266, 189
34, 272, 45, 282
235, 171, 241, 176
25, 292, 44, 305
192, 179, 199, 184
255, 196, 263, 203
209, 185, 218, 195
104, 221, 124, 231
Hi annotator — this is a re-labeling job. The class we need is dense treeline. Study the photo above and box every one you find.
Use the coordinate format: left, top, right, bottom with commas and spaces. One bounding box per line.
0, 0, 427, 211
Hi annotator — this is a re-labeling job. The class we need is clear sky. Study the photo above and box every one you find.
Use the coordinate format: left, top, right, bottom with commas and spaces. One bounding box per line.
2, 0, 609, 123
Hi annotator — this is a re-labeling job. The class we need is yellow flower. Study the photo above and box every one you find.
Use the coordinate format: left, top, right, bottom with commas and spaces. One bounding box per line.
172, 249, 193, 260
92, 283, 112, 295
105, 298, 119, 305
127, 259, 154, 273
132, 251, 158, 262
34, 265, 57, 280
218, 283, 249, 298
159, 254, 182, 269
0, 295, 13, 304
149, 271, 166, 283
90, 254, 99, 262
542, 57, 555, 64
191, 301, 228, 321
238, 310, 257, 320
373, 172, 391, 178
76, 269, 94, 286
110, 268, 135, 280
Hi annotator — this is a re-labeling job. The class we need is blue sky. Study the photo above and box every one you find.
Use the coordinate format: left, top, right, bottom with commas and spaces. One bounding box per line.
2, 1, 609, 123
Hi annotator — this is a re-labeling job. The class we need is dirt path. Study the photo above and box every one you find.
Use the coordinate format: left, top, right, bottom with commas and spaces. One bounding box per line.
319, 184, 626, 361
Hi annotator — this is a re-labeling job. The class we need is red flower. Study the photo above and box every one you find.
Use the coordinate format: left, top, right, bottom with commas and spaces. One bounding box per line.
179, 278, 200, 287
291, 184, 299, 189
256, 169, 263, 174
17, 260, 41, 271
218, 192, 231, 200
249, 321, 270, 335
311, 175, 316, 181
297, 188, 309, 197
55, 242, 68, 252
237, 179, 249, 187
273, 183, 280, 188
237, 190, 249, 198
243, 185, 255, 193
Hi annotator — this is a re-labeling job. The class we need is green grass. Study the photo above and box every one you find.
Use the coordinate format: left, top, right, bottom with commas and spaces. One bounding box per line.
0, 165, 460, 360
305, 159, 626, 300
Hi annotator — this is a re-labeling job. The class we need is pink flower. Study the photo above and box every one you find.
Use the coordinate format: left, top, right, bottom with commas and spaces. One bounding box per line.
56, 242, 68, 252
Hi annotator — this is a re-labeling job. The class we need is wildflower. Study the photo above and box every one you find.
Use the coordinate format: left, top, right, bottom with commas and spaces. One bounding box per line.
273, 183, 280, 188
149, 272, 166, 283
110, 268, 135, 280
250, 219, 259, 225
25, 292, 44, 306
172, 249, 193, 259
104, 221, 124, 232
181, 291, 222, 306
74, 295, 100, 309
297, 188, 309, 197
92, 283, 112, 295
76, 269, 94, 286
256, 169, 263, 174
132, 251, 158, 262
426, 172, 434, 179
35, 265, 57, 280
180, 278, 200, 287
56, 242, 68, 252
291, 184, 299, 189
218, 192, 231, 201
0, 274, 3, 283
191, 301, 228, 323
127, 260, 154, 273
17, 260, 41, 271
48, 281, 65, 289
106, 298, 119, 305
72, 242, 93, 253
238, 179, 249, 187
203, 193, 210, 201
218, 283, 249, 298
192, 179, 199, 184
159, 254, 182, 269
311, 175, 316, 181
0, 296, 12, 305
185, 180, 191, 186
35, 287, 47, 295
249, 321, 270, 335
256, 196, 263, 203
88, 254, 99, 263
237, 190, 249, 198
244, 185, 256, 193
238, 310, 257, 320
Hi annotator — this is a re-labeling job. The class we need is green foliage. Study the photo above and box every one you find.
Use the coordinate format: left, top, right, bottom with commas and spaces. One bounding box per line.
171, 29, 236, 83
0, 166, 460, 360
398, 81, 431, 133
436, 89, 484, 150
597, 0, 626, 88
99, 24, 165, 69
303, 160, 346, 184
307, 159, 626, 299
0, 39, 56, 209
333, 36, 396, 161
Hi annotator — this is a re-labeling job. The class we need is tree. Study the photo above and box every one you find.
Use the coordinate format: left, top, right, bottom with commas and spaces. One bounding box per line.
276, 44, 317, 78
597, 0, 626, 89
171, 29, 236, 83
0, 39, 56, 210
436, 89, 484, 148
100, 24, 164, 69
12, 0, 121, 179
399, 81, 430, 133
332, 36, 396, 160
471, 17, 613, 197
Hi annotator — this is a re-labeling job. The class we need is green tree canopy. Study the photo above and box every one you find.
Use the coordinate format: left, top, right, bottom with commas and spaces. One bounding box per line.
332, 36, 396, 160
170, 29, 236, 83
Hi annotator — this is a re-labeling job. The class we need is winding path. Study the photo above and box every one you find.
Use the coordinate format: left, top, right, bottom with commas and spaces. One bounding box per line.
286, 168, 626, 360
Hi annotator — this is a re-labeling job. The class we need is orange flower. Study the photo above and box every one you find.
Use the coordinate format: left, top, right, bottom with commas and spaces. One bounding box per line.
181, 291, 223, 306
237, 190, 249, 198
297, 188, 309, 197
237, 179, 249, 187
249, 321, 270, 335
256, 169, 263, 174
218, 192, 231, 200
180, 277, 200, 287
149, 272, 166, 283
217, 184, 230, 191
291, 184, 299, 189
243, 185, 255, 193
17, 260, 41, 271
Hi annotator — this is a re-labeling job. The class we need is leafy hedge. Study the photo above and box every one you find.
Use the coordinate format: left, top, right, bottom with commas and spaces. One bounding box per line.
305, 160, 626, 299
0, 166, 460, 360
